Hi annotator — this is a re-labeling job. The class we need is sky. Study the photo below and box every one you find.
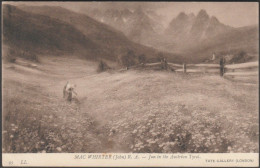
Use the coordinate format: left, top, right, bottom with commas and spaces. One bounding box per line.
5, 2, 259, 28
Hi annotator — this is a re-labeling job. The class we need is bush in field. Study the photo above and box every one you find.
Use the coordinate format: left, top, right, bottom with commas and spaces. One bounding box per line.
6, 54, 16, 63
97, 60, 110, 72
119, 50, 136, 69
21, 50, 39, 62
4, 47, 16, 63
157, 52, 164, 62
5, 47, 39, 63
138, 54, 146, 65
230, 50, 247, 63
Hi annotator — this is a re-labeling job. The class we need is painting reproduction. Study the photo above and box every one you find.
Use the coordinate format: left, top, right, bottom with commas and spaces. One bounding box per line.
2, 1, 259, 167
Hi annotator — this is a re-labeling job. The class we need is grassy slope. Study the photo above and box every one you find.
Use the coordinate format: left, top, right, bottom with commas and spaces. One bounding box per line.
2, 57, 110, 153
2, 57, 259, 153
2, 5, 104, 59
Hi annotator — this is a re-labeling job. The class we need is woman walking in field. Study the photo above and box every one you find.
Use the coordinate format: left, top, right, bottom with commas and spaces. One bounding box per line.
63, 82, 77, 102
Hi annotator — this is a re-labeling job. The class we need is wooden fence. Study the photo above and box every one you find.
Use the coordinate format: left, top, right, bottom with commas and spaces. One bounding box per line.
132, 61, 258, 79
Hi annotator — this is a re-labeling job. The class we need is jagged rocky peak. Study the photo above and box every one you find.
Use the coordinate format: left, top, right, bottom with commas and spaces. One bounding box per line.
197, 9, 209, 19
210, 16, 220, 23
176, 12, 188, 20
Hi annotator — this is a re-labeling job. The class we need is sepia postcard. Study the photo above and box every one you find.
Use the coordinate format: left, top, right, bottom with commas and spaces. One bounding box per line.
1, 1, 259, 167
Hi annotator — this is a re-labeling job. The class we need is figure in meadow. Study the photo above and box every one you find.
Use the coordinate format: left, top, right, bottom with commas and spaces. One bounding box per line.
63, 82, 77, 102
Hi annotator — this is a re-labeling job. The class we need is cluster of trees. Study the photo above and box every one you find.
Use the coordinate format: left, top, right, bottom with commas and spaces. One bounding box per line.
205, 50, 251, 64
229, 50, 250, 63
98, 49, 171, 72
97, 60, 111, 72
117, 50, 170, 70
97, 49, 148, 72
117, 49, 147, 69
5, 47, 39, 63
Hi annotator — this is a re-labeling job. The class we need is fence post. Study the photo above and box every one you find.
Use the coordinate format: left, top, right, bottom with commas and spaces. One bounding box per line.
220, 58, 224, 76
164, 59, 168, 70
183, 63, 186, 73
220, 64, 223, 76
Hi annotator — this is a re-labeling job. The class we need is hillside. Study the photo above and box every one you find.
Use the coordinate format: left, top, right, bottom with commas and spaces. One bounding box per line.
3, 4, 104, 59
82, 7, 164, 46
183, 25, 259, 63
3, 55, 258, 153
3, 4, 182, 64
16, 5, 182, 63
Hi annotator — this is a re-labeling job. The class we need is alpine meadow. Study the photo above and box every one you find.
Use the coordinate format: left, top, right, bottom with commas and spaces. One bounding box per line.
2, 2, 259, 156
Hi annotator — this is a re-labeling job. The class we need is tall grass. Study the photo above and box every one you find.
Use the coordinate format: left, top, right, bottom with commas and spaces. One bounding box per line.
3, 80, 62, 152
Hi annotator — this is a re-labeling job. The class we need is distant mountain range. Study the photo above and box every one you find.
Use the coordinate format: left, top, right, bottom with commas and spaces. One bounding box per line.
81, 7, 258, 63
165, 10, 233, 45
84, 7, 164, 46
83, 8, 235, 46
3, 4, 258, 64
162, 9, 258, 62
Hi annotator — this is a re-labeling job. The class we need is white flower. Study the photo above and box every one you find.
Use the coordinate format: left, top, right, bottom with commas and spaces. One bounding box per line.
56, 147, 62, 152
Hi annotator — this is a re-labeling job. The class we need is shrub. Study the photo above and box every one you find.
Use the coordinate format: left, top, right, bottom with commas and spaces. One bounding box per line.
138, 54, 146, 65
6, 54, 16, 63
119, 50, 136, 69
5, 47, 39, 63
21, 50, 40, 62
97, 60, 110, 72
157, 52, 164, 62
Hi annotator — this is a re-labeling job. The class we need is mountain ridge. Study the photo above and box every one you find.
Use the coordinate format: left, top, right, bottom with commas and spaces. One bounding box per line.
165, 9, 233, 44
3, 4, 258, 64
4, 4, 183, 63
82, 7, 164, 46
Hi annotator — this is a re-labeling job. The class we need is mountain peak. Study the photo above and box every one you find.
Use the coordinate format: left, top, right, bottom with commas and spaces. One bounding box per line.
210, 16, 219, 23
197, 9, 209, 19
177, 12, 188, 19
